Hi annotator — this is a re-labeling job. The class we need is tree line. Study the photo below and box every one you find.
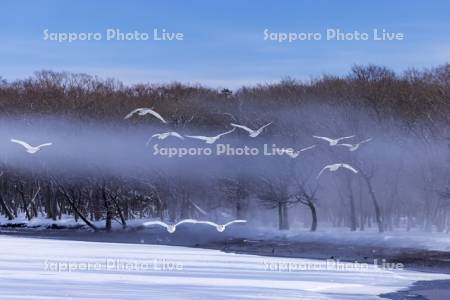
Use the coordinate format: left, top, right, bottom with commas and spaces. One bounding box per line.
0, 64, 448, 233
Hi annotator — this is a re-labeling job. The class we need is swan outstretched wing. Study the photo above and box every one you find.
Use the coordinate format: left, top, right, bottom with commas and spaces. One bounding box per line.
231, 123, 254, 134
185, 135, 209, 141
142, 220, 170, 230
193, 220, 220, 228
170, 132, 185, 139
11, 139, 33, 150
336, 135, 355, 142
175, 219, 203, 226
300, 145, 316, 152
317, 165, 331, 179
359, 138, 373, 144
147, 109, 167, 123
215, 128, 235, 138
146, 133, 161, 146
124, 108, 144, 119
341, 164, 358, 173
37, 143, 52, 149
223, 220, 247, 227
336, 143, 353, 148
313, 136, 334, 143
257, 122, 272, 131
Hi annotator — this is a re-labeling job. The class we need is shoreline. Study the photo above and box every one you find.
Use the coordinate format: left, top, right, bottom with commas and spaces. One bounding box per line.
1, 227, 449, 273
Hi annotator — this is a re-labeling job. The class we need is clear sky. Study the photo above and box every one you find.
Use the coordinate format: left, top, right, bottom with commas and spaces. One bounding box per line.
1, 0, 449, 88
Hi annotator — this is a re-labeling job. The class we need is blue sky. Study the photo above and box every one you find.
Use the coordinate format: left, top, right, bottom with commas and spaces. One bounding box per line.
0, 0, 449, 88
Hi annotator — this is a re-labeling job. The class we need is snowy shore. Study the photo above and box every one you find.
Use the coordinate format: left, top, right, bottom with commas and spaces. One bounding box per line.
0, 234, 449, 300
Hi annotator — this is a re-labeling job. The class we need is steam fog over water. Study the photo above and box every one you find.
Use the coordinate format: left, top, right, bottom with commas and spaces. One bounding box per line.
0, 113, 445, 177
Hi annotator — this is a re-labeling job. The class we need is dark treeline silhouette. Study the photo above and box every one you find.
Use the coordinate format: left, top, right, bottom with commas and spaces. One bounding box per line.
0, 64, 448, 233
1, 64, 449, 127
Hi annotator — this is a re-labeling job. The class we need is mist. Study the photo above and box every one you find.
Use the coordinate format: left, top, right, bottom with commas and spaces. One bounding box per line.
0, 100, 447, 233
0, 66, 448, 234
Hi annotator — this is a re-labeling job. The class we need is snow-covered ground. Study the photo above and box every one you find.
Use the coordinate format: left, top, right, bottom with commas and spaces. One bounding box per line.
0, 235, 448, 300
0, 214, 83, 229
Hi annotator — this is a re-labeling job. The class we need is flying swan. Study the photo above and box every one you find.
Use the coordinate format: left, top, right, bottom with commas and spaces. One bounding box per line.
312, 135, 355, 146
317, 163, 358, 179
146, 131, 185, 146
124, 108, 167, 123
193, 219, 247, 232
337, 138, 373, 151
142, 219, 199, 233
185, 128, 235, 144
230, 122, 272, 137
10, 139, 53, 154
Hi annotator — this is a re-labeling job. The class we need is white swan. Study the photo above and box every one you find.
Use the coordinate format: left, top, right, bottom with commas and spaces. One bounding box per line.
10, 139, 52, 154
317, 163, 358, 179
146, 131, 184, 146
142, 219, 199, 233
337, 138, 373, 151
193, 220, 247, 232
124, 108, 167, 123
231, 122, 272, 137
185, 128, 235, 144
312, 135, 355, 146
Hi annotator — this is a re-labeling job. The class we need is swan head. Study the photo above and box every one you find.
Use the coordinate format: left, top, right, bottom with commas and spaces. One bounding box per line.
167, 225, 176, 233
216, 225, 225, 232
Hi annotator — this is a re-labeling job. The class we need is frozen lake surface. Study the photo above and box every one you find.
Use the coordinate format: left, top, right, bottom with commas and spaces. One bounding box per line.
0, 235, 448, 299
